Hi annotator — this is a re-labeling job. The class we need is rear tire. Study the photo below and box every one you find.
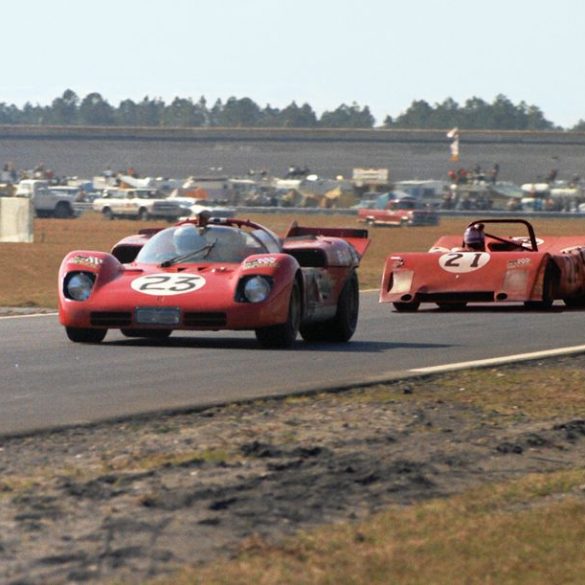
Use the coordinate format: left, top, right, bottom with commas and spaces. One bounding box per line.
65, 327, 107, 343
256, 281, 301, 348
300, 272, 359, 342
102, 208, 114, 220
564, 295, 585, 308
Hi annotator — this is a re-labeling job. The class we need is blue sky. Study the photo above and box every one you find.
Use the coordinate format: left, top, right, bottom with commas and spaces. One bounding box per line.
4, 0, 584, 127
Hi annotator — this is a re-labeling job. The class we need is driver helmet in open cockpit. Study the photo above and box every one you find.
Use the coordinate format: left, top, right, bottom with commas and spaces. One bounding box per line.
173, 224, 206, 255
463, 224, 485, 251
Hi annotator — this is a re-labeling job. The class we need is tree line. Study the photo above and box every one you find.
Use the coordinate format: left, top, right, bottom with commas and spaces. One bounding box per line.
0, 89, 580, 131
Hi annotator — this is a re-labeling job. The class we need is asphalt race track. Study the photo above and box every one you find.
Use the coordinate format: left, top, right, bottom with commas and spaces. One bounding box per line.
2, 291, 585, 436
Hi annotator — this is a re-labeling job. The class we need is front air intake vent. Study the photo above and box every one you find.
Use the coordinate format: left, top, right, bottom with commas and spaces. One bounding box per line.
183, 312, 227, 327
90, 312, 132, 327
418, 292, 494, 303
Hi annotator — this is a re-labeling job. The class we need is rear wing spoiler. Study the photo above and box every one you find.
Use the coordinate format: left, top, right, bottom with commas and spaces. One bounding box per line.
284, 221, 370, 258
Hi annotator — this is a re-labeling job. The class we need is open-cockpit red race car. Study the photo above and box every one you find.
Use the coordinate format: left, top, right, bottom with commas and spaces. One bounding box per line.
58, 214, 370, 348
380, 218, 585, 311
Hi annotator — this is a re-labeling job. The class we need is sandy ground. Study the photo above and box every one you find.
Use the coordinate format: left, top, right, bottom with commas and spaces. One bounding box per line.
1, 355, 585, 584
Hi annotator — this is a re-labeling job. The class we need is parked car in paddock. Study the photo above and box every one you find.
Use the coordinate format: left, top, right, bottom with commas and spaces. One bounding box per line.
15, 179, 80, 218
357, 194, 439, 227
92, 188, 187, 221
380, 218, 585, 311
58, 214, 370, 348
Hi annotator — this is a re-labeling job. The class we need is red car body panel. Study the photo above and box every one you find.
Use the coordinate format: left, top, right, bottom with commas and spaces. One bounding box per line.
58, 218, 370, 341
380, 218, 585, 308
59, 253, 296, 330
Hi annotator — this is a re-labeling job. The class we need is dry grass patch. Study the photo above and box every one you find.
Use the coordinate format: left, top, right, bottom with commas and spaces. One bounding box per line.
151, 470, 585, 585
301, 363, 585, 422
432, 365, 585, 420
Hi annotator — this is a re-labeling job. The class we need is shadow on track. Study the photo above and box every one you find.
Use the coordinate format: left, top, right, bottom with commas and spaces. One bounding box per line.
107, 336, 451, 353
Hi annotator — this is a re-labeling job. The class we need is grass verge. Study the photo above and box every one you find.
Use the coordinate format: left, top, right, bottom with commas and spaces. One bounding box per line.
153, 470, 585, 585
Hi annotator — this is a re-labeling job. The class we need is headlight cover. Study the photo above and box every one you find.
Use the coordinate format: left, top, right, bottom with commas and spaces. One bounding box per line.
65, 271, 96, 301
242, 276, 272, 303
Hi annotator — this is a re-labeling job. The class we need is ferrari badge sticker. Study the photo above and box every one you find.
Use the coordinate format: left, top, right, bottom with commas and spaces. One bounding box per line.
131, 273, 206, 296
439, 252, 490, 273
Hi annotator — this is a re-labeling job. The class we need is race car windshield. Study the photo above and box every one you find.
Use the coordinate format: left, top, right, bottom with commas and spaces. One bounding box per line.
159, 241, 217, 267
135, 225, 269, 265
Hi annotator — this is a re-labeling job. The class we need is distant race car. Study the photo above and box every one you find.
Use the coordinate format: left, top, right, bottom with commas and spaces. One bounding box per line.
380, 218, 585, 311
58, 214, 369, 348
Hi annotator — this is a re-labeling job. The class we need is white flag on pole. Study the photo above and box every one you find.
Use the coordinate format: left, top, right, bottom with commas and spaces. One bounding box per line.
446, 127, 460, 161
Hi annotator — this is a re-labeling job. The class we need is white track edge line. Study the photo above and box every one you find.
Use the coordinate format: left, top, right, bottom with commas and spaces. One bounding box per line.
411, 345, 585, 374
0, 312, 57, 320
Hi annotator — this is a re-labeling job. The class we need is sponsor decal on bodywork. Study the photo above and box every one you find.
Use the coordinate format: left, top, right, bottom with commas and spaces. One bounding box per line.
131, 273, 206, 296
507, 258, 532, 269
70, 255, 104, 268
243, 256, 279, 270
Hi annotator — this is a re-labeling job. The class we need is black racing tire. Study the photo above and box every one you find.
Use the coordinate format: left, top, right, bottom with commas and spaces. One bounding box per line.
393, 300, 420, 312
65, 327, 107, 343
121, 329, 172, 339
138, 208, 150, 221
564, 295, 585, 308
102, 208, 114, 220
255, 281, 301, 349
300, 271, 359, 343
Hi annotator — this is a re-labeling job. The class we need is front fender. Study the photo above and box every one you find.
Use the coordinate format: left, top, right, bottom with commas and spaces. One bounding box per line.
58, 251, 123, 308
236, 253, 300, 321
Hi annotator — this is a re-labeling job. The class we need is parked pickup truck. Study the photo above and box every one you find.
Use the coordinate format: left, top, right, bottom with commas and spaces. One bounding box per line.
92, 188, 188, 221
357, 194, 439, 227
15, 179, 80, 218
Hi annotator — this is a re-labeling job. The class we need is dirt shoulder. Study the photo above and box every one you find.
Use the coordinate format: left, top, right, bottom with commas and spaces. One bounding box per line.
1, 356, 585, 585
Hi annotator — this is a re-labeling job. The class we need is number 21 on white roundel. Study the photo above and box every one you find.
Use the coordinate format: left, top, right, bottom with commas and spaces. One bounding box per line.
131, 273, 206, 296
439, 252, 490, 273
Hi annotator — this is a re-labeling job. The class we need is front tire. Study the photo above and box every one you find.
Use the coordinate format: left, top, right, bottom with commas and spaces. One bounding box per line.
65, 327, 107, 343
300, 272, 359, 342
255, 281, 301, 348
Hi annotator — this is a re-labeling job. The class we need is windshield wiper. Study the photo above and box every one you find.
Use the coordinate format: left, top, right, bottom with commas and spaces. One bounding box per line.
160, 241, 216, 267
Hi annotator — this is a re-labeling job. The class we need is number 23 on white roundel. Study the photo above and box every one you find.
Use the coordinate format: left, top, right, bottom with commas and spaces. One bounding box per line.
131, 273, 206, 296
439, 252, 490, 273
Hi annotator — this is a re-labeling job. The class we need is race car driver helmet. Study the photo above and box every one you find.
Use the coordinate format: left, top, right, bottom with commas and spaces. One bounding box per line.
173, 224, 207, 256
207, 226, 247, 262
463, 224, 485, 251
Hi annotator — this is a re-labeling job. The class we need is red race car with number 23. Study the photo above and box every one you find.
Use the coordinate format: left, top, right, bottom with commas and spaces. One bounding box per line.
380, 218, 585, 311
58, 214, 370, 348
